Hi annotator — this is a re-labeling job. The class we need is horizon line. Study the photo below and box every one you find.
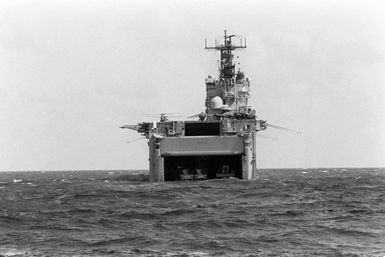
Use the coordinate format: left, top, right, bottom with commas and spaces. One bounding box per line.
1, 166, 384, 173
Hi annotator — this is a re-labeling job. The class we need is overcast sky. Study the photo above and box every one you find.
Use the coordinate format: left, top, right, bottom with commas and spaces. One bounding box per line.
1, 0, 384, 171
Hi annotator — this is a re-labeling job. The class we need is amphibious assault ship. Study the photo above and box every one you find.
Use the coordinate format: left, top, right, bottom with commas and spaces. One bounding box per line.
121, 31, 268, 182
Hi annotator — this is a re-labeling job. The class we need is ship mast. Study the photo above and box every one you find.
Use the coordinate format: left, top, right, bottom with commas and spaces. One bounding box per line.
204, 30, 251, 117
205, 30, 246, 79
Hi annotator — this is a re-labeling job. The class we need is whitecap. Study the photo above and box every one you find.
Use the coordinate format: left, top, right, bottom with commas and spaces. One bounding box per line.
57, 194, 69, 199
322, 170, 329, 173
0, 247, 29, 256
301, 171, 308, 174
12, 179, 22, 183
162, 251, 210, 257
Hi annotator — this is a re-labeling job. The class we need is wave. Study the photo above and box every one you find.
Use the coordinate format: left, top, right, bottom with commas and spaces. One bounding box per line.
114, 174, 149, 182
87, 235, 151, 247
117, 210, 160, 220
322, 226, 378, 237
271, 210, 305, 216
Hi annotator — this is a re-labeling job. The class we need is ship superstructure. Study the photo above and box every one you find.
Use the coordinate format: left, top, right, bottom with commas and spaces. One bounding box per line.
121, 31, 267, 181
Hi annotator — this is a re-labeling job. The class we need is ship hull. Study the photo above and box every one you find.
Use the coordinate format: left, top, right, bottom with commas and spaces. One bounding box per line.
148, 134, 257, 182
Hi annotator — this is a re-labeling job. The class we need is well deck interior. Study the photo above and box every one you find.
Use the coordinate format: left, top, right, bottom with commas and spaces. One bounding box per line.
163, 155, 243, 181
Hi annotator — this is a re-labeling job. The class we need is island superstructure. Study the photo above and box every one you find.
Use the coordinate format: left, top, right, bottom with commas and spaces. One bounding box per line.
121, 31, 267, 182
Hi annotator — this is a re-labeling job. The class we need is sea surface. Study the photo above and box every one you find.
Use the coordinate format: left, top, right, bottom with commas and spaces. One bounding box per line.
0, 168, 384, 257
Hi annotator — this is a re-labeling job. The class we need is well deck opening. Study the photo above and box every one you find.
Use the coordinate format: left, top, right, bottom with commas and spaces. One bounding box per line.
164, 155, 242, 181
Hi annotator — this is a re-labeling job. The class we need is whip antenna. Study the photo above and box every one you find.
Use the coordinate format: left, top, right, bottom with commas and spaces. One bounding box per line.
266, 123, 302, 135
126, 137, 146, 144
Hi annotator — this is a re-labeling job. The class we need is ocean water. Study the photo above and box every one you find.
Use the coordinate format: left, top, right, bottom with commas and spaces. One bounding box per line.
0, 168, 384, 257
